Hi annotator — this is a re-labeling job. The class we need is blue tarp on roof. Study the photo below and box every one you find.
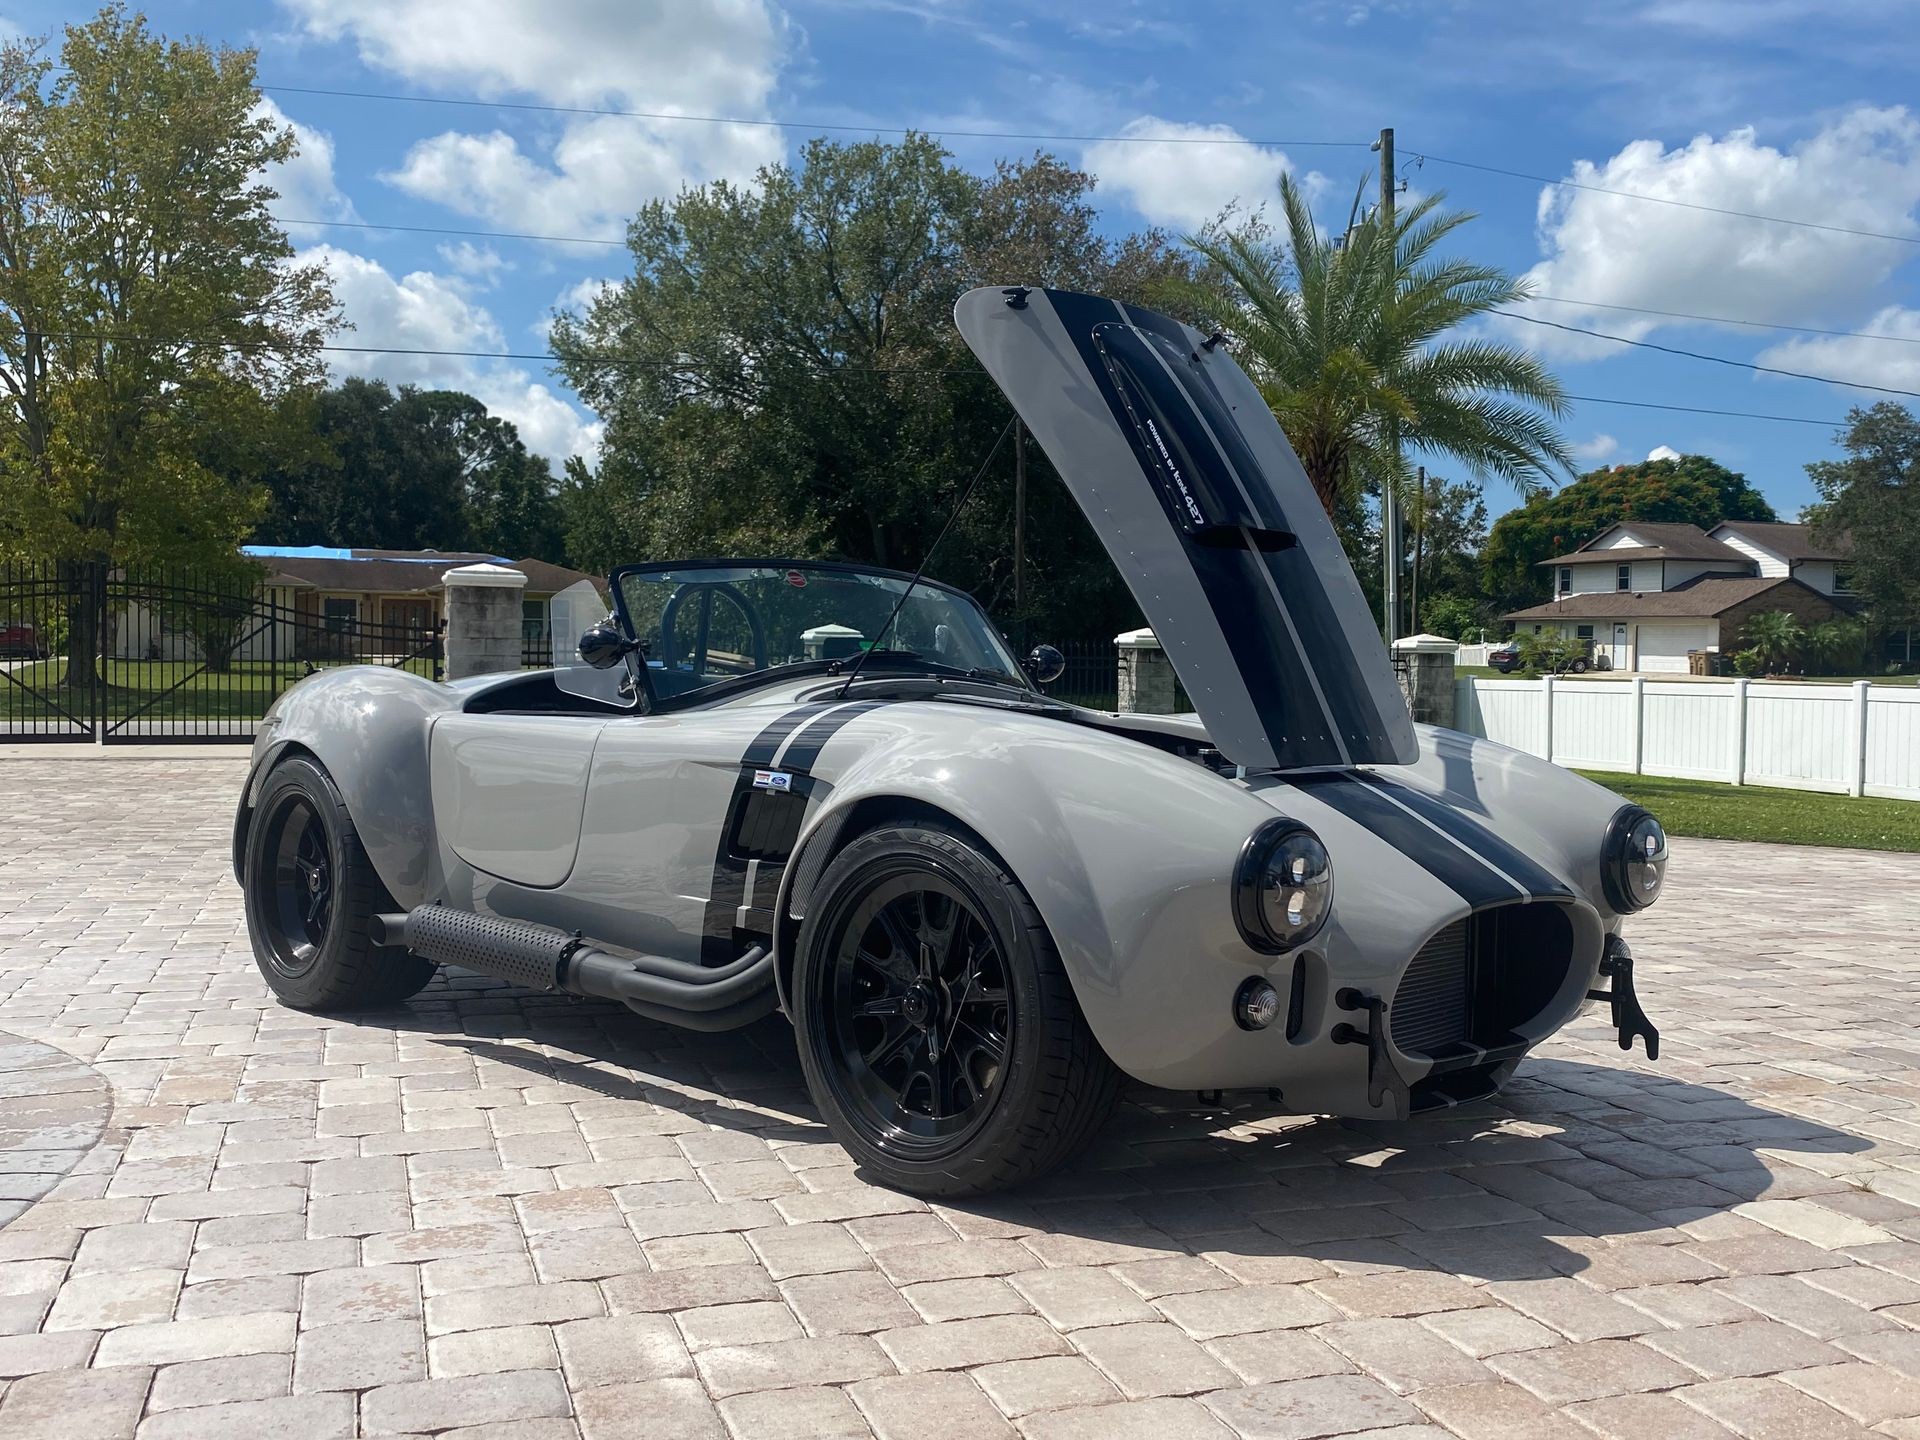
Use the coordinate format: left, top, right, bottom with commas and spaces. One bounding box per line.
243, 545, 511, 564
243, 545, 354, 559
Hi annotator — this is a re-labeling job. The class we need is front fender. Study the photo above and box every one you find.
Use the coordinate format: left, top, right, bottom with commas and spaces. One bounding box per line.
238, 666, 457, 907
774, 711, 1285, 1085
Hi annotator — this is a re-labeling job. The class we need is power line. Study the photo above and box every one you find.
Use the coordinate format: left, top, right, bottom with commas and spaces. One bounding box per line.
263, 82, 1920, 248
261, 84, 1368, 152
1417, 151, 1920, 247
1528, 295, 1920, 346
1504, 312, 1920, 400
261, 214, 1920, 355
1562, 393, 1843, 427
36, 327, 1854, 424
285, 216, 624, 247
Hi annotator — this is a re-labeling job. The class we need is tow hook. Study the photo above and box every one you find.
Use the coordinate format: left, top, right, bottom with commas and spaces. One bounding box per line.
1332, 987, 1411, 1116
1589, 935, 1660, 1060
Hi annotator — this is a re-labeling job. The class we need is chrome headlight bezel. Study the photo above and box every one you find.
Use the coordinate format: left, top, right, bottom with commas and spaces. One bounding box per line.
1233, 820, 1334, 954
1603, 805, 1668, 913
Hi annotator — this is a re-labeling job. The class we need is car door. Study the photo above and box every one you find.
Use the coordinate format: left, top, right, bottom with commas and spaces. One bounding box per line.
561, 698, 831, 965
429, 713, 608, 888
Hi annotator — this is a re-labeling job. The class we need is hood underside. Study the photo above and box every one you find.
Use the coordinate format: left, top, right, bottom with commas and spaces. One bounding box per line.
956, 285, 1416, 771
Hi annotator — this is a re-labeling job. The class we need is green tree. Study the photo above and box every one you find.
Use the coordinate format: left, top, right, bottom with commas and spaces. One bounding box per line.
1403, 471, 1487, 636
552, 138, 1192, 643
1481, 454, 1776, 615
0, 6, 336, 687
1741, 610, 1804, 674
1177, 174, 1571, 520
1803, 616, 1866, 675
256, 380, 563, 561
1806, 403, 1920, 642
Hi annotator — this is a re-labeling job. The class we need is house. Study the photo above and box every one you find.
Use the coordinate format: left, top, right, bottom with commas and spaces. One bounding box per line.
1503, 520, 1857, 673
114, 547, 599, 662
244, 547, 598, 651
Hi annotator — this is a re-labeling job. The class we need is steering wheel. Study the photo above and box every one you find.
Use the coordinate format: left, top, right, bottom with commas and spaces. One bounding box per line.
657, 582, 768, 674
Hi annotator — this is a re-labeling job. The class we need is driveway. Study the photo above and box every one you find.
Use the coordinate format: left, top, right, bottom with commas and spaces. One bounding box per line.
3, 756, 1920, 1438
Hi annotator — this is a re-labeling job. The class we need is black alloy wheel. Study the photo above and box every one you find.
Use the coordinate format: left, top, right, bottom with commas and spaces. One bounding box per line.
243, 755, 437, 1011
792, 823, 1122, 1196
825, 873, 1012, 1151
256, 790, 335, 979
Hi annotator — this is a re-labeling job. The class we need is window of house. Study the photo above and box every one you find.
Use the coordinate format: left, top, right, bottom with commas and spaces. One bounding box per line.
1576, 624, 1594, 642
1558, 567, 1571, 595
1835, 566, 1855, 594
323, 598, 357, 634
1617, 563, 1631, 592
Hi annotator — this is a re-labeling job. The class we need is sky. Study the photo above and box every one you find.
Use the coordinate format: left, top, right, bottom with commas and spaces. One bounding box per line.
8, 0, 1920, 520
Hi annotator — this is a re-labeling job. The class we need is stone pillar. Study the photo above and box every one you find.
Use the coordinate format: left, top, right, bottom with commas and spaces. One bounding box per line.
442, 563, 527, 680
1115, 627, 1177, 714
1392, 632, 1457, 728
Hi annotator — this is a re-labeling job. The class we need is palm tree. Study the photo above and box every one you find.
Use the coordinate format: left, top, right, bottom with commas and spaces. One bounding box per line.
1742, 610, 1805, 674
1180, 174, 1571, 518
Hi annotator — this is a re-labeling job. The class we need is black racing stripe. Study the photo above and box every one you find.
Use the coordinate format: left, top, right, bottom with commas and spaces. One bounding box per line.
778, 699, 889, 769
1357, 776, 1575, 900
1289, 773, 1522, 908
699, 700, 893, 962
741, 701, 842, 768
1113, 301, 1401, 753
1047, 291, 1339, 765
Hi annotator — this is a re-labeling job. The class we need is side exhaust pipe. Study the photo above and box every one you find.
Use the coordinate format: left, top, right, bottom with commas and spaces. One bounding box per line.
372, 907, 776, 1031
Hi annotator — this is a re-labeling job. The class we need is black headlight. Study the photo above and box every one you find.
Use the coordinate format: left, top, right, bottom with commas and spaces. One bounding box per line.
1603, 806, 1668, 913
1233, 820, 1334, 953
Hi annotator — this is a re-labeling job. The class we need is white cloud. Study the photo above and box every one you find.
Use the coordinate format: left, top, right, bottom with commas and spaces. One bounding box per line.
301, 244, 600, 465
280, 0, 788, 238
278, 0, 781, 109
1571, 433, 1619, 464
531, 277, 618, 344
436, 241, 511, 289
1510, 108, 1920, 359
384, 114, 777, 240
256, 97, 357, 238
1083, 117, 1293, 231
1754, 305, 1920, 394
1647, 444, 1683, 461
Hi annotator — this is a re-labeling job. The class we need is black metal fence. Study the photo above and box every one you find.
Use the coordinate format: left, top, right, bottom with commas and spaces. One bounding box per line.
1, 561, 442, 744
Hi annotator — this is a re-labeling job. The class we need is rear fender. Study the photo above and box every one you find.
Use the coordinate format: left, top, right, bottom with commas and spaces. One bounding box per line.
241, 666, 457, 907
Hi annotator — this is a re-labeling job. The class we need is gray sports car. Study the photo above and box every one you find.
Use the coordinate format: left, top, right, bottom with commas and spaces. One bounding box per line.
234, 285, 1666, 1196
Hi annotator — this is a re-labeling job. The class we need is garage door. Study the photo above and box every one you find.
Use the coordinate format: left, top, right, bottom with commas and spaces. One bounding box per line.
1636, 623, 1715, 673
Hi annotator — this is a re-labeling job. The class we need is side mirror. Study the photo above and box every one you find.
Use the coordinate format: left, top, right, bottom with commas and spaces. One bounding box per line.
1024, 643, 1066, 685
578, 622, 632, 670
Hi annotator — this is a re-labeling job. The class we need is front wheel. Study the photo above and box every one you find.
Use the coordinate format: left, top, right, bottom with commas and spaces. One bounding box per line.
791, 824, 1122, 1196
243, 756, 437, 1011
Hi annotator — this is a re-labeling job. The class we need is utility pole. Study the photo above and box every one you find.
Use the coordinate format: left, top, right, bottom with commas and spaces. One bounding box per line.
1410, 464, 1425, 635
1372, 126, 1402, 647
1012, 419, 1028, 652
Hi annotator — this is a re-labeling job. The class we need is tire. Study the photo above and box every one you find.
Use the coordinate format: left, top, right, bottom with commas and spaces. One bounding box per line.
791, 823, 1123, 1196
243, 755, 437, 1011
1570, 658, 1589, 674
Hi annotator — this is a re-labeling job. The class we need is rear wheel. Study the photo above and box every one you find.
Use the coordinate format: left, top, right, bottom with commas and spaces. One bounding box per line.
243, 755, 437, 1011
792, 823, 1122, 1196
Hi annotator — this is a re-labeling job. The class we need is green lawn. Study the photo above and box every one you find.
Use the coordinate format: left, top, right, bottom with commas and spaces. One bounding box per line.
1576, 769, 1920, 852
3, 656, 437, 723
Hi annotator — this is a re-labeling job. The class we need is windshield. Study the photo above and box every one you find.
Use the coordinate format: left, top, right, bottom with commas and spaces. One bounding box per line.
612, 562, 1027, 704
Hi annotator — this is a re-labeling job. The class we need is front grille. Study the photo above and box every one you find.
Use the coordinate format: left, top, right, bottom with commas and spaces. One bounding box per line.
1389, 904, 1575, 1057
1391, 921, 1471, 1056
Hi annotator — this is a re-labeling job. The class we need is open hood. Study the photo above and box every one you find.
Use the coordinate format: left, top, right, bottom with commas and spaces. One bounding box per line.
956, 285, 1416, 771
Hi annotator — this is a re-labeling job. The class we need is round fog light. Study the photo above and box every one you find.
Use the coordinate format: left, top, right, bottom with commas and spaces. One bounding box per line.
1234, 976, 1282, 1031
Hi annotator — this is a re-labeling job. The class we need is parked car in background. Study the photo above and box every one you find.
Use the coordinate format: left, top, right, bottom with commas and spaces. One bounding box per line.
1488, 640, 1523, 673
0, 622, 49, 660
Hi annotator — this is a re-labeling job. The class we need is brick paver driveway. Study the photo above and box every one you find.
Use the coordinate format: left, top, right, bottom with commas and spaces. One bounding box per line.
4, 756, 1920, 1439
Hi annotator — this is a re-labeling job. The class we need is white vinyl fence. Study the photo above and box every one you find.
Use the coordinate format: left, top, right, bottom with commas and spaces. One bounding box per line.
1456, 677, 1920, 801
